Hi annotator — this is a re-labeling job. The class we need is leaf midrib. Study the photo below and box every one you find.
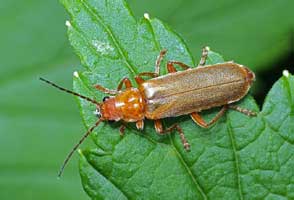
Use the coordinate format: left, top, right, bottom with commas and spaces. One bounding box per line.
227, 117, 244, 200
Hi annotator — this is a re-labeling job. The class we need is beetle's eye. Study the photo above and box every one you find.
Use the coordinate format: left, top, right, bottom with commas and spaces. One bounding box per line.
103, 96, 110, 102
94, 108, 101, 118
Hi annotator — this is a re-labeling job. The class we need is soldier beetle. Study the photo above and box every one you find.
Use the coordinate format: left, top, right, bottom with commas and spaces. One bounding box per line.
40, 47, 256, 177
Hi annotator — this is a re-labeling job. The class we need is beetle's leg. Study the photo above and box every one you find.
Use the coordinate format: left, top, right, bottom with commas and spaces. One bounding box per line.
190, 106, 228, 128
167, 61, 191, 73
135, 49, 167, 85
94, 77, 132, 94
198, 46, 209, 66
135, 72, 158, 84
155, 49, 168, 75
228, 105, 257, 116
119, 124, 126, 137
135, 76, 145, 85
154, 120, 190, 151
136, 120, 144, 130
94, 84, 118, 95
137, 72, 159, 78
166, 46, 209, 72
117, 77, 132, 91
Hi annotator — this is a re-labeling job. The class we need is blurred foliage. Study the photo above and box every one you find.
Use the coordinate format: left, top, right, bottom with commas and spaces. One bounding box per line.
0, 0, 293, 199
0, 1, 87, 200
129, 0, 294, 72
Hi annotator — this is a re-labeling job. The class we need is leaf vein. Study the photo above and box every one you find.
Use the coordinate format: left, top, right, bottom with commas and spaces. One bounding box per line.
85, 153, 130, 200
227, 118, 244, 200
120, 145, 157, 187
170, 144, 208, 200
79, 0, 137, 76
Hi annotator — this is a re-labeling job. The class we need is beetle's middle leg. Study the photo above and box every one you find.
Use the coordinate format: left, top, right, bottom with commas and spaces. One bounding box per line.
190, 106, 228, 128
119, 124, 126, 137
165, 46, 210, 73
154, 120, 190, 151
155, 49, 168, 75
135, 49, 167, 85
167, 61, 191, 73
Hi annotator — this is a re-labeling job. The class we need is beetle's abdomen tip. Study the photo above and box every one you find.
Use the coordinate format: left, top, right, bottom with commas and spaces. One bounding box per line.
244, 67, 255, 85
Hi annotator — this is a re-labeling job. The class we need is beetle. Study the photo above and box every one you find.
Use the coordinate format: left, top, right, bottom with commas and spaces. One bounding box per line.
40, 47, 256, 177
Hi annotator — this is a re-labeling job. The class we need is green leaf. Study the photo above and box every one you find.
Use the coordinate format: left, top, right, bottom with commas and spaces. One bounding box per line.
61, 0, 294, 199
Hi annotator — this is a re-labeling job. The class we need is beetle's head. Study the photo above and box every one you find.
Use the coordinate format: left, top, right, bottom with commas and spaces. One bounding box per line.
96, 96, 121, 121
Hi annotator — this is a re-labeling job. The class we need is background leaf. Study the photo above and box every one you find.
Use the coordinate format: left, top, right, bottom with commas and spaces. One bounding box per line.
61, 0, 294, 199
0, 1, 87, 199
129, 0, 294, 72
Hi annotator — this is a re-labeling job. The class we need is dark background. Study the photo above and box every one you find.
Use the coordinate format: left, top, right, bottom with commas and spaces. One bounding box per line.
0, 0, 293, 199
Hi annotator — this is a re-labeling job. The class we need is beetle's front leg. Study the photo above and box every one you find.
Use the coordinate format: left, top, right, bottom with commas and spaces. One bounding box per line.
117, 77, 132, 91
154, 120, 190, 151
94, 77, 132, 94
190, 106, 228, 128
94, 84, 118, 95
136, 120, 144, 130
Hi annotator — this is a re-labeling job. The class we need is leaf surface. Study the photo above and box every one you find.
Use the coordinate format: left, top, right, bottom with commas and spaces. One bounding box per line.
61, 0, 294, 199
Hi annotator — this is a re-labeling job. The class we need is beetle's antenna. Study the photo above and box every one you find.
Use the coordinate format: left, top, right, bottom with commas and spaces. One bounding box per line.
39, 77, 100, 106
58, 118, 103, 177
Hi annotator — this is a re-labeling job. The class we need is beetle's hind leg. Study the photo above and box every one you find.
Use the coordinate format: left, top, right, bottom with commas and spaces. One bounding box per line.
190, 106, 228, 128
191, 104, 257, 128
228, 105, 257, 116
198, 46, 210, 66
154, 120, 190, 151
119, 124, 126, 137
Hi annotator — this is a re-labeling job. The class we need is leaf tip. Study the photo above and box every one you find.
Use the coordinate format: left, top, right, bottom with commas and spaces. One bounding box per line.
73, 71, 79, 78
283, 69, 290, 78
65, 20, 72, 28
78, 148, 83, 155
144, 13, 150, 20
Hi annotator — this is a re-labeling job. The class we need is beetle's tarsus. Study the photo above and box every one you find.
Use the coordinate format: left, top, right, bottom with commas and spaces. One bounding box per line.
228, 105, 257, 116
199, 46, 210, 66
